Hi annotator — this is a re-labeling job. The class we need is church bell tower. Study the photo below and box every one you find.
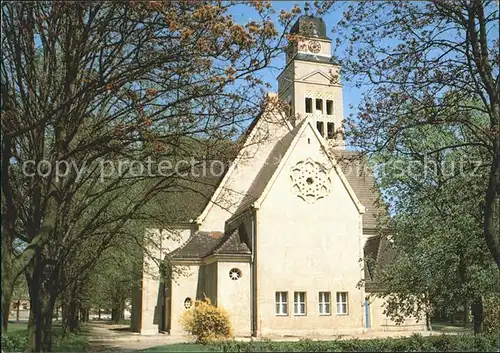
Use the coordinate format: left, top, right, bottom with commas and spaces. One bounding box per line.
277, 4, 345, 149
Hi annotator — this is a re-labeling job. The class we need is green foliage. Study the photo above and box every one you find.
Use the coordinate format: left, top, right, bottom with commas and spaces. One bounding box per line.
1, 333, 29, 352
1, 0, 298, 348
207, 334, 500, 352
328, 2, 500, 324
180, 298, 233, 344
1, 324, 89, 352
484, 295, 500, 333
365, 116, 499, 324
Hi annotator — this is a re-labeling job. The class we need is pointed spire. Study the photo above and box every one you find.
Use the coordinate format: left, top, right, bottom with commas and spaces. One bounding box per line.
304, 2, 310, 16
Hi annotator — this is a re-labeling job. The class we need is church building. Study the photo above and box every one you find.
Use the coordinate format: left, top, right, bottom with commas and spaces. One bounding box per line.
131, 12, 426, 337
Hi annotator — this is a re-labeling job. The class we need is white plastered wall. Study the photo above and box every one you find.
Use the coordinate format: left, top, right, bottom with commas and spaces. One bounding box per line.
255, 124, 364, 336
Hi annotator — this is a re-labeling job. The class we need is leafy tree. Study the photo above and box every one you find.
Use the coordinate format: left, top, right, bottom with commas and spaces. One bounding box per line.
82, 235, 140, 326
323, 0, 499, 268
320, 0, 499, 334
370, 116, 498, 332
1, 1, 298, 351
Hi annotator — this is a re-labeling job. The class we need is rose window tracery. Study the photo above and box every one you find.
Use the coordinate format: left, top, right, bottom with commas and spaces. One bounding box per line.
229, 268, 242, 280
290, 159, 331, 203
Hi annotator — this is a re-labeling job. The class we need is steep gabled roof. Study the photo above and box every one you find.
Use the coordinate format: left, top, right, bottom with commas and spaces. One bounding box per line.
212, 228, 251, 256
336, 150, 386, 231
363, 236, 381, 282
252, 118, 366, 213
196, 100, 294, 225
170, 228, 251, 261
228, 119, 387, 229
364, 235, 396, 293
169, 231, 224, 259
160, 116, 385, 232
234, 120, 304, 215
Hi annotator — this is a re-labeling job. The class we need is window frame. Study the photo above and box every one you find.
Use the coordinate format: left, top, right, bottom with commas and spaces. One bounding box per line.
275, 291, 288, 316
305, 98, 312, 113
316, 121, 325, 137
293, 291, 307, 316
336, 292, 349, 315
327, 122, 335, 139
315, 98, 323, 112
326, 100, 333, 115
318, 291, 331, 316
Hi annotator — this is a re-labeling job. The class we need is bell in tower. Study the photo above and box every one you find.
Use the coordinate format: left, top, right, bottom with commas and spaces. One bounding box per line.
277, 3, 345, 149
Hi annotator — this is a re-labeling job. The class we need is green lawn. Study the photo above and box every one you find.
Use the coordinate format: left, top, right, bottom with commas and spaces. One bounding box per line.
431, 321, 473, 333
115, 319, 131, 326
2, 322, 89, 352
4, 322, 28, 335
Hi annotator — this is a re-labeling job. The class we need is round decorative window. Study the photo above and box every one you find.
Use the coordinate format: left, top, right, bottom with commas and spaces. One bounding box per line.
229, 268, 242, 281
308, 40, 321, 54
290, 159, 331, 203
184, 297, 192, 309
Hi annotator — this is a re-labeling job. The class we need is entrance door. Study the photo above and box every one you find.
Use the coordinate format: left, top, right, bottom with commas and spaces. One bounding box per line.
365, 299, 371, 328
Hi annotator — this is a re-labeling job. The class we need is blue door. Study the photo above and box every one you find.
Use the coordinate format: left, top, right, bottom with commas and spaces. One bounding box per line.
365, 299, 371, 328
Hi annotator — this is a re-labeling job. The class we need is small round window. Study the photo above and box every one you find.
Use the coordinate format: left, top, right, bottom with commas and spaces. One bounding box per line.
229, 268, 242, 281
184, 297, 192, 309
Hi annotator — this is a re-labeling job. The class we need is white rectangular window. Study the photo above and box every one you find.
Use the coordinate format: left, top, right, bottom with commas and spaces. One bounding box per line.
319, 292, 331, 315
275, 292, 288, 315
294, 292, 306, 316
336, 292, 349, 315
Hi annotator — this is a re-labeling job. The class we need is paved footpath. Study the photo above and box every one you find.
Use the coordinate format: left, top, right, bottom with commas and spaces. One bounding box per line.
87, 322, 190, 352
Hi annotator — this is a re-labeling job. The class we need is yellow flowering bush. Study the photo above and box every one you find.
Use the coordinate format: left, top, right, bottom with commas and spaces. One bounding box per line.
179, 298, 233, 344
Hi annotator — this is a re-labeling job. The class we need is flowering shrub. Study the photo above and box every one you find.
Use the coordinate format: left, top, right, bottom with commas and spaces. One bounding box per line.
180, 298, 233, 344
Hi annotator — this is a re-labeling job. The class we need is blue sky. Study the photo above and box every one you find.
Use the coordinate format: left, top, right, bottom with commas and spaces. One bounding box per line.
229, 1, 365, 123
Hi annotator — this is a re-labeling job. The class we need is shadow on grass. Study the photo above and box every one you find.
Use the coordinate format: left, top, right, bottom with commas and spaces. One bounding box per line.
431, 321, 473, 333
140, 343, 210, 352
111, 326, 133, 332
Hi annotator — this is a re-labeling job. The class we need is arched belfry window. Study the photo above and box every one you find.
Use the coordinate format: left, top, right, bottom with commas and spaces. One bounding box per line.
326, 100, 333, 115
305, 98, 312, 113
316, 121, 324, 137
315, 99, 323, 113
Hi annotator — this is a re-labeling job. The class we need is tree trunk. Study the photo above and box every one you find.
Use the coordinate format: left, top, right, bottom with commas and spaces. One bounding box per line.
17, 300, 20, 322
1, 251, 14, 332
79, 307, 89, 323
463, 299, 470, 326
67, 299, 80, 333
26, 257, 56, 352
98, 307, 101, 320
61, 300, 67, 327
483, 104, 500, 271
111, 300, 125, 324
472, 296, 484, 334
111, 308, 119, 323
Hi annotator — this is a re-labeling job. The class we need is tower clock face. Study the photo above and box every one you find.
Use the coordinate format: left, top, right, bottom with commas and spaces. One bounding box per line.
308, 41, 321, 54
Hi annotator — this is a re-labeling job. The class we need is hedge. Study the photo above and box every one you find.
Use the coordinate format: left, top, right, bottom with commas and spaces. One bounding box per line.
210, 333, 500, 352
